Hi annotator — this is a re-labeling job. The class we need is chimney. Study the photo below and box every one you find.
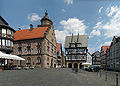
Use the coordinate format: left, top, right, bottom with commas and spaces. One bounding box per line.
30, 24, 33, 31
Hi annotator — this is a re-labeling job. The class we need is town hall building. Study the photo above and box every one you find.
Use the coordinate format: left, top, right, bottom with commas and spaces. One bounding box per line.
12, 11, 57, 68
65, 34, 88, 69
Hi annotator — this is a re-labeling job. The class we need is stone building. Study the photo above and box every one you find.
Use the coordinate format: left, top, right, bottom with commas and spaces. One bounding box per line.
100, 46, 109, 69
12, 11, 57, 68
92, 51, 101, 66
65, 34, 88, 69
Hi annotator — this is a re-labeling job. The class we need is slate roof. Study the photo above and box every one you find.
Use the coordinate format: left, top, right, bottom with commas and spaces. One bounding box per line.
65, 35, 88, 48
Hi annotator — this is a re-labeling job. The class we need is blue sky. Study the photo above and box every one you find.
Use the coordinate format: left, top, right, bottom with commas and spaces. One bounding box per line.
1, 0, 120, 53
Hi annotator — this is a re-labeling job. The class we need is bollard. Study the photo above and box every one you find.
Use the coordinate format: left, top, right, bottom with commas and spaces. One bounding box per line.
116, 73, 118, 86
105, 71, 107, 81
100, 69, 101, 78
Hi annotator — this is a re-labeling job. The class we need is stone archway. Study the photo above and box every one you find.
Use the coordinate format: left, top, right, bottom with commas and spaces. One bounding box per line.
68, 63, 72, 68
74, 63, 78, 68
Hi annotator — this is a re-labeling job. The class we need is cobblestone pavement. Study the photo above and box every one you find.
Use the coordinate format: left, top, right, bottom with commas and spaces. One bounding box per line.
0, 68, 119, 86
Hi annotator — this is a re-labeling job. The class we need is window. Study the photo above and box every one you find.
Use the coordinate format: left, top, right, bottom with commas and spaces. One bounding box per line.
54, 47, 56, 54
11, 31, 13, 35
48, 41, 49, 46
11, 41, 13, 47
6, 40, 10, 46
0, 39, 1, 45
7, 29, 11, 35
47, 46, 49, 52
27, 46, 31, 54
2, 28, 6, 37
37, 57, 41, 64
2, 28, 6, 34
70, 43, 75, 47
47, 57, 49, 61
18, 47, 22, 54
27, 57, 31, 63
2, 39, 5, 46
37, 43, 41, 54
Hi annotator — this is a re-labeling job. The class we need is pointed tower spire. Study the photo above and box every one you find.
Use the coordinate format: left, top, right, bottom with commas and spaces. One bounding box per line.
41, 10, 53, 26
45, 10, 48, 16
77, 33, 79, 43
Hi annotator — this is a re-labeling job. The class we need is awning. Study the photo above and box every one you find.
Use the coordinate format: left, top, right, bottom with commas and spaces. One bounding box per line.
0, 51, 25, 61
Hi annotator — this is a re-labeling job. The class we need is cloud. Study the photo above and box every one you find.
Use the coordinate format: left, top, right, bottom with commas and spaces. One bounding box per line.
90, 22, 102, 37
99, 7, 103, 13
55, 17, 88, 43
92, 6, 120, 38
55, 30, 69, 43
90, 30, 101, 37
103, 41, 111, 46
27, 13, 41, 22
107, 6, 119, 17
102, 6, 120, 38
93, 22, 102, 29
61, 9, 66, 12
63, 0, 73, 4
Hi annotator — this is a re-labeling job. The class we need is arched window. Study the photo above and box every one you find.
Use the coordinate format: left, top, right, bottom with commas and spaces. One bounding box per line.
27, 57, 31, 63
37, 57, 41, 64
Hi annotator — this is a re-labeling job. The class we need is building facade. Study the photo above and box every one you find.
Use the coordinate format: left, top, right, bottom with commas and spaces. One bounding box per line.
0, 16, 15, 54
12, 11, 57, 68
65, 34, 88, 69
0, 16, 15, 66
56, 43, 66, 68
107, 36, 120, 70
86, 52, 92, 64
100, 46, 109, 69
92, 51, 101, 66
56, 43, 62, 68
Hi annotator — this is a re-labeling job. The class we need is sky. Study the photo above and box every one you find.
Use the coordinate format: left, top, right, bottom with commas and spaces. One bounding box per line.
0, 0, 120, 54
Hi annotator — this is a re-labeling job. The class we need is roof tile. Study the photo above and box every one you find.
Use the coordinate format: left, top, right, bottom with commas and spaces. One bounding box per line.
14, 27, 48, 41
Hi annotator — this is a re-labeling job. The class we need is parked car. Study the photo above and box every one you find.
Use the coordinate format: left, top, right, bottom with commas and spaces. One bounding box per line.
85, 65, 100, 72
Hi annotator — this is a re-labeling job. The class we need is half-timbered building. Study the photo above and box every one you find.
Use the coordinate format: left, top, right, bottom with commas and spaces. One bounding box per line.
65, 34, 88, 69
